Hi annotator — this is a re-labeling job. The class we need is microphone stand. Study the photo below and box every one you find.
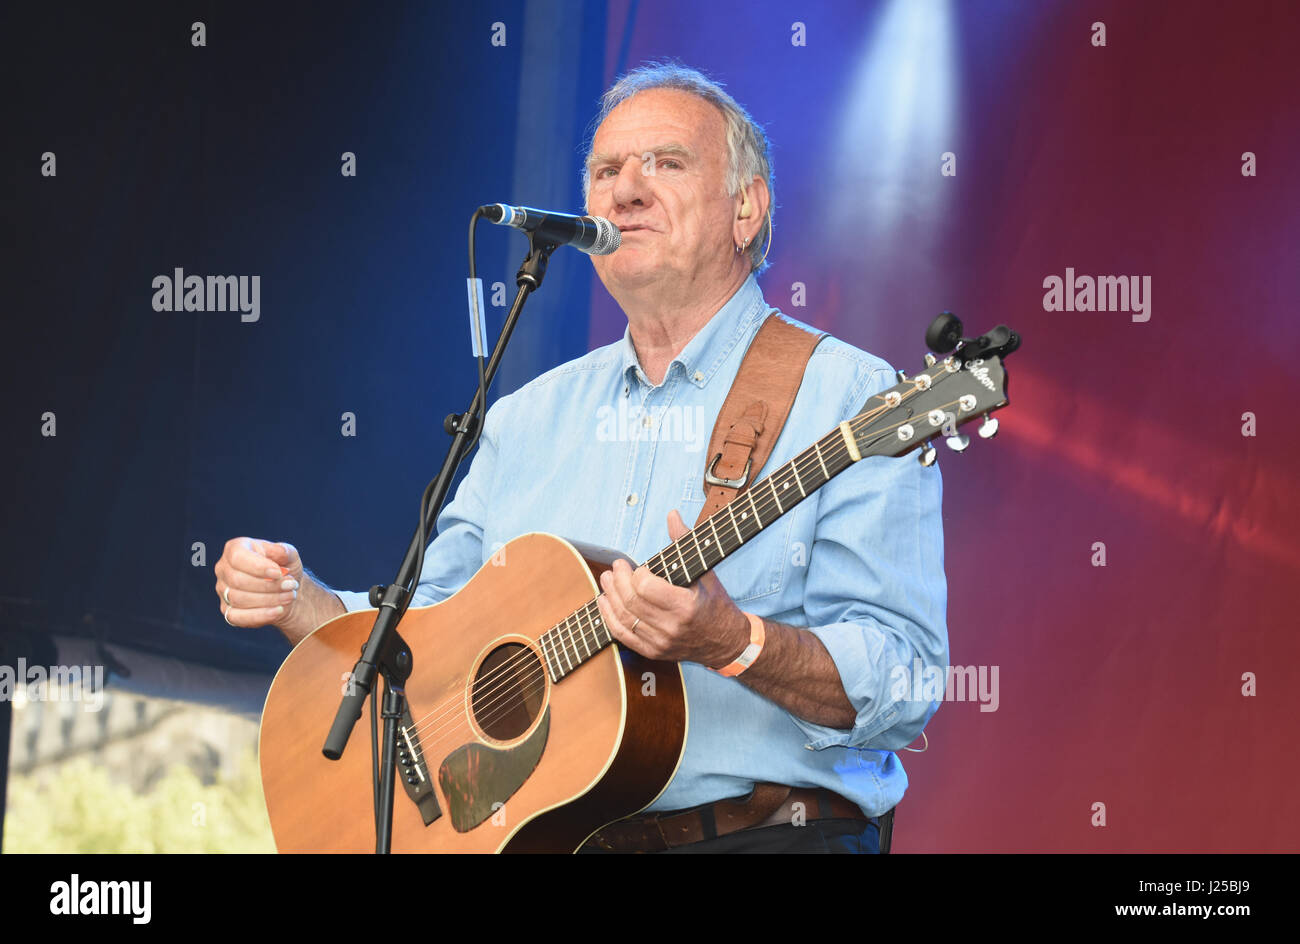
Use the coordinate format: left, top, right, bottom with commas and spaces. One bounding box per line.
321, 232, 559, 853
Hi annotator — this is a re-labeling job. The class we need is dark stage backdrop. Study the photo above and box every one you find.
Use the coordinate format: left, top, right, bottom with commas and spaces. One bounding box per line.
3, 0, 1297, 852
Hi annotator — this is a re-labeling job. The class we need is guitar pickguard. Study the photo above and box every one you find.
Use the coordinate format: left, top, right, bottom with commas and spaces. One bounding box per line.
437, 709, 550, 832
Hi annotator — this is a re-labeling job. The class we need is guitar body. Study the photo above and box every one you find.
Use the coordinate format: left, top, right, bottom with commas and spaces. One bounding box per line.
259, 532, 687, 853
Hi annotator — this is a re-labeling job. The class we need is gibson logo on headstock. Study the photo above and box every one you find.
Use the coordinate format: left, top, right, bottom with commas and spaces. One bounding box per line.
967, 358, 996, 392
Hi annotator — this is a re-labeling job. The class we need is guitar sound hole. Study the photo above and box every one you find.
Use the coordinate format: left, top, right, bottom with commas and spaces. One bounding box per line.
471, 643, 545, 741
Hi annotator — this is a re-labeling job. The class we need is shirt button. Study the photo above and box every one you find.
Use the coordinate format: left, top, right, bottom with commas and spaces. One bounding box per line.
641, 414, 652, 428
626, 494, 638, 506
693, 371, 704, 383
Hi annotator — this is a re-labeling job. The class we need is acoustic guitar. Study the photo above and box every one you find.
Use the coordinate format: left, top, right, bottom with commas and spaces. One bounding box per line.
259, 343, 1012, 852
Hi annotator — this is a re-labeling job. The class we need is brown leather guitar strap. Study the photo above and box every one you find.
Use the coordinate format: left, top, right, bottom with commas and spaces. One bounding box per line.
694, 312, 825, 526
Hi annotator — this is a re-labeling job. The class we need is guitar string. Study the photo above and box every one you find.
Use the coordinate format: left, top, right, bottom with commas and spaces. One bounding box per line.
400, 380, 972, 755
401, 378, 967, 753
398, 375, 967, 752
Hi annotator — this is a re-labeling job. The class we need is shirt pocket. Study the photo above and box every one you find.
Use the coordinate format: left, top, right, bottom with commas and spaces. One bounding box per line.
678, 473, 794, 605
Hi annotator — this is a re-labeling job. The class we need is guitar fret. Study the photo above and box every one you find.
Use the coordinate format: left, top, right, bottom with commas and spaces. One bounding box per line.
553, 623, 566, 670
573, 619, 586, 660
689, 531, 708, 572
662, 554, 673, 580
769, 476, 785, 514
814, 440, 829, 481
728, 504, 744, 545
706, 516, 725, 564
672, 542, 692, 584
557, 622, 573, 673
553, 633, 568, 678
791, 459, 805, 497
540, 633, 558, 681
589, 604, 608, 646
746, 489, 763, 531
573, 615, 590, 658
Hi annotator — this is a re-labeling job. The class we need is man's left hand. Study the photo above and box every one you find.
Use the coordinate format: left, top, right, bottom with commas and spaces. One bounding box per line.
597, 509, 751, 669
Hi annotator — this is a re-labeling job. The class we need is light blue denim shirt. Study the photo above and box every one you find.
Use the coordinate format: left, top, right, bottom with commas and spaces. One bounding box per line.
335, 275, 948, 816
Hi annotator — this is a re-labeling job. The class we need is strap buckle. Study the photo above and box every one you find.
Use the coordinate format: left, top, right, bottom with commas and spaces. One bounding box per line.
704, 453, 751, 489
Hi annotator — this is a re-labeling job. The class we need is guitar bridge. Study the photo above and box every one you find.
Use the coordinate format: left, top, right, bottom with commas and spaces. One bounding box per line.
397, 704, 442, 826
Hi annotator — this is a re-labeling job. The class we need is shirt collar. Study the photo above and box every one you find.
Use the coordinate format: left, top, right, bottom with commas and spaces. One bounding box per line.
620, 274, 770, 392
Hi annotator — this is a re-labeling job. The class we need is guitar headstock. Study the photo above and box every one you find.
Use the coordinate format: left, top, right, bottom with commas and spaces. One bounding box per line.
852, 317, 1019, 465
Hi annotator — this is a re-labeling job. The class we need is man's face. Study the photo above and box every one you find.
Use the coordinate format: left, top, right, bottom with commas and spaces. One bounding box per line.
585, 88, 738, 294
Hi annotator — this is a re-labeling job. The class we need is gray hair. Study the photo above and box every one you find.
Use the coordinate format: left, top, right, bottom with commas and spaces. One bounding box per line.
582, 62, 774, 274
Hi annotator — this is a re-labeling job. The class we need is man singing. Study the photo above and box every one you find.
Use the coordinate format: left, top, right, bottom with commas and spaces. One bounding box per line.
216, 63, 948, 854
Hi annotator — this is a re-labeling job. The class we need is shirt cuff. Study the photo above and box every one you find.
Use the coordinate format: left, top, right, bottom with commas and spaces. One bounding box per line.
333, 588, 375, 613
790, 619, 936, 751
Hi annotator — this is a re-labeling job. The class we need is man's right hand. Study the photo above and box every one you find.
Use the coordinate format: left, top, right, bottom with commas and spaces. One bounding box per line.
215, 537, 302, 628
215, 538, 344, 645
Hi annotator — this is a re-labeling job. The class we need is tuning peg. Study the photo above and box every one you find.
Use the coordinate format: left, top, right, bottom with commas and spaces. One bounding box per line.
924, 353, 936, 367
945, 433, 970, 453
918, 441, 938, 467
978, 416, 999, 439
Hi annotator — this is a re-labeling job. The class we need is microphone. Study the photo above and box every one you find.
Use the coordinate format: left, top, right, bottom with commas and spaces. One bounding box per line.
480, 204, 621, 255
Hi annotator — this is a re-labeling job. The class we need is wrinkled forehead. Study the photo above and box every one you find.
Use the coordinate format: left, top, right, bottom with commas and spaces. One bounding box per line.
589, 88, 727, 165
